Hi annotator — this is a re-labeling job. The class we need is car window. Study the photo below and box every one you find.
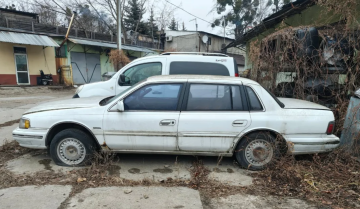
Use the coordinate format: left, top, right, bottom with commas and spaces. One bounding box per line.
232, 86, 243, 110
169, 62, 230, 76
122, 62, 162, 86
124, 83, 183, 111
186, 84, 239, 111
246, 86, 263, 111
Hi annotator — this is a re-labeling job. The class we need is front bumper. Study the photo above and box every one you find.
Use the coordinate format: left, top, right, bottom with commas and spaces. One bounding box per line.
12, 127, 48, 149
287, 134, 340, 155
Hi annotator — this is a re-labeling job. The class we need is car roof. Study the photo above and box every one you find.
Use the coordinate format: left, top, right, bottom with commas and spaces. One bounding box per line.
146, 75, 260, 85
133, 54, 234, 62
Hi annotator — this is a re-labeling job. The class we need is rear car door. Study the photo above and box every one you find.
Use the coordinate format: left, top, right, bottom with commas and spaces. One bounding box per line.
177, 83, 251, 152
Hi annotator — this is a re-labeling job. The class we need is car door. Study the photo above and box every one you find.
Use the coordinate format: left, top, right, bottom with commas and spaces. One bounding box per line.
104, 82, 185, 151
177, 83, 251, 152
115, 58, 167, 95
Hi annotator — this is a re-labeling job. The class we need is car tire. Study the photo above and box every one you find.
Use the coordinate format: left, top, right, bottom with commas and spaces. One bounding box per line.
234, 132, 279, 171
42, 80, 48, 85
50, 128, 96, 166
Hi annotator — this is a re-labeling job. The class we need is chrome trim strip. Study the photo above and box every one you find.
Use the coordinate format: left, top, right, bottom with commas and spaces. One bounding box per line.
101, 149, 233, 157
13, 134, 43, 139
104, 131, 177, 137
293, 141, 340, 145
179, 133, 237, 137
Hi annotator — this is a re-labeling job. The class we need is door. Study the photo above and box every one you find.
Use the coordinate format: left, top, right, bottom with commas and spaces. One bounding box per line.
116, 58, 166, 95
177, 83, 251, 152
71, 52, 101, 84
104, 83, 184, 151
14, 47, 30, 85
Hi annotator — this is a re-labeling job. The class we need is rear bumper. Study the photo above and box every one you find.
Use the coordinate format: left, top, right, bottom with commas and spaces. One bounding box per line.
286, 134, 340, 155
12, 127, 48, 149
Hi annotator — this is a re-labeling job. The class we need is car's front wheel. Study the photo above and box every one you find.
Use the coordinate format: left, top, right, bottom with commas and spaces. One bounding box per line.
234, 132, 278, 171
50, 129, 96, 166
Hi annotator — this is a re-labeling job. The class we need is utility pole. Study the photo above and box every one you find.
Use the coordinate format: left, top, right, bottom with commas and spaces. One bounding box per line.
223, 16, 225, 44
190, 18, 198, 31
117, 0, 122, 50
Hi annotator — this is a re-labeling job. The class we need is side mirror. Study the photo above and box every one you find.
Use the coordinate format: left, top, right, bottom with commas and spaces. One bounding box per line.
116, 100, 125, 112
118, 74, 126, 86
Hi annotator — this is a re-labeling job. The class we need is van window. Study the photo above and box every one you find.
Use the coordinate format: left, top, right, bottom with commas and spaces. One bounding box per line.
169, 62, 230, 76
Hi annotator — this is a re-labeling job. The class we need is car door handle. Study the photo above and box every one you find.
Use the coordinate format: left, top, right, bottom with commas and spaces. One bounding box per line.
160, 119, 176, 126
233, 120, 248, 127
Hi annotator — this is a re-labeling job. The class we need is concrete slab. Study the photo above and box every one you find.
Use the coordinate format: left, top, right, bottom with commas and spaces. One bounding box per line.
0, 123, 18, 145
205, 194, 315, 209
110, 154, 192, 181
0, 185, 72, 209
66, 186, 203, 209
203, 157, 253, 186
0, 93, 73, 124
5, 153, 83, 175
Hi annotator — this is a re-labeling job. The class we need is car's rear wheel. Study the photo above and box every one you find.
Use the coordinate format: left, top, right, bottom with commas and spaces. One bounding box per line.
234, 132, 278, 171
50, 129, 96, 166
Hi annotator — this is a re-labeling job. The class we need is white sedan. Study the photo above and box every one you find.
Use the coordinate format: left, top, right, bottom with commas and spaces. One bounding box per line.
12, 75, 340, 170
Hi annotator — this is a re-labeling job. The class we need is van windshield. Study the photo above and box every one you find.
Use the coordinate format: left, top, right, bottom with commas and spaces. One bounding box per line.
100, 81, 145, 106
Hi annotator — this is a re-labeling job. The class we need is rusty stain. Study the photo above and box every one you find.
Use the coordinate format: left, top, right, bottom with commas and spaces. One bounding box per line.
153, 168, 173, 174
107, 165, 121, 176
128, 168, 140, 174
38, 159, 53, 171
212, 167, 234, 173
56, 57, 72, 86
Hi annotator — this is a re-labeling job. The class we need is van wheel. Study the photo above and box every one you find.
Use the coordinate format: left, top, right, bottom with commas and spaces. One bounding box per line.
42, 80, 48, 85
234, 132, 277, 171
50, 129, 96, 166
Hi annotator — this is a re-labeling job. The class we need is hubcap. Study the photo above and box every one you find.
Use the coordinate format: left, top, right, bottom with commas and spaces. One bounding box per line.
245, 139, 274, 167
57, 138, 86, 165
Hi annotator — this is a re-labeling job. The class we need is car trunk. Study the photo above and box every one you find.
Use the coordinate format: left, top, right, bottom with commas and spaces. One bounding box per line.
278, 98, 330, 110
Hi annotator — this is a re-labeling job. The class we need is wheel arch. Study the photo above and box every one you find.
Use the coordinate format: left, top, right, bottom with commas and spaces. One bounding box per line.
45, 122, 101, 150
232, 128, 287, 153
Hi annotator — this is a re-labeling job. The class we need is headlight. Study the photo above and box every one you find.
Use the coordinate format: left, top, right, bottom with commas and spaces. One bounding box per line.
75, 85, 84, 94
19, 118, 30, 129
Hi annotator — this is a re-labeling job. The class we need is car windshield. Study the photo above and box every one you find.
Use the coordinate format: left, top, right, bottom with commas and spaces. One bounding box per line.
100, 81, 145, 106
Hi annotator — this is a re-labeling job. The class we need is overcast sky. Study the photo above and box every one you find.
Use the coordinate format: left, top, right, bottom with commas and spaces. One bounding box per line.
146, 0, 233, 38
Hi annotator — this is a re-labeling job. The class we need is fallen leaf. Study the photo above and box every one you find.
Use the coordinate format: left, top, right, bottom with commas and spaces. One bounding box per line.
304, 179, 318, 190
77, 177, 86, 183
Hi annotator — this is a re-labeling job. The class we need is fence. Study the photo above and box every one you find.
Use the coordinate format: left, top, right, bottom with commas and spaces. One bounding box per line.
0, 17, 164, 50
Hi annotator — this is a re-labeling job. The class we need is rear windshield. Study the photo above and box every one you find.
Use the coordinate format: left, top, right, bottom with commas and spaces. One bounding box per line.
169, 62, 230, 76
264, 88, 285, 108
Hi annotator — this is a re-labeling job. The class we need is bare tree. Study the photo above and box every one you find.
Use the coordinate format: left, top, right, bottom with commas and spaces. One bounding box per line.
155, 0, 176, 32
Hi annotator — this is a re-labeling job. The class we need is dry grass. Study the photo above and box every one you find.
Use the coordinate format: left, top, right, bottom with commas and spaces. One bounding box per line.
252, 149, 360, 208
109, 49, 131, 71
1, 141, 360, 208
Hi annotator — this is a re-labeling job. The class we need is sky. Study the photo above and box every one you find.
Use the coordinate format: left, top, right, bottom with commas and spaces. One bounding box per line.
146, 0, 233, 38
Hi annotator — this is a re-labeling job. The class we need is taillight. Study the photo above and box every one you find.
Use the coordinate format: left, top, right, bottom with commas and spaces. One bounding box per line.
326, 122, 335, 135
235, 73, 239, 77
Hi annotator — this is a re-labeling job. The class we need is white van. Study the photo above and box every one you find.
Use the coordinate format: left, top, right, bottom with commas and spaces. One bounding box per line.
73, 52, 239, 98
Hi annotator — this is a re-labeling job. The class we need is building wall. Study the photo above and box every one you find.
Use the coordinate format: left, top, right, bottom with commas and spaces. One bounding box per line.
0, 42, 57, 85
52, 38, 155, 85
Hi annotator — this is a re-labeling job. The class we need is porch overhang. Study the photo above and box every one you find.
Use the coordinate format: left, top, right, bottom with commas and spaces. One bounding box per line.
0, 31, 59, 47
68, 38, 155, 53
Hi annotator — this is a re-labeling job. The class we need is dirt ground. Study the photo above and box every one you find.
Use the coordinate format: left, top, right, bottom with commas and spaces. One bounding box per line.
1, 87, 358, 209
